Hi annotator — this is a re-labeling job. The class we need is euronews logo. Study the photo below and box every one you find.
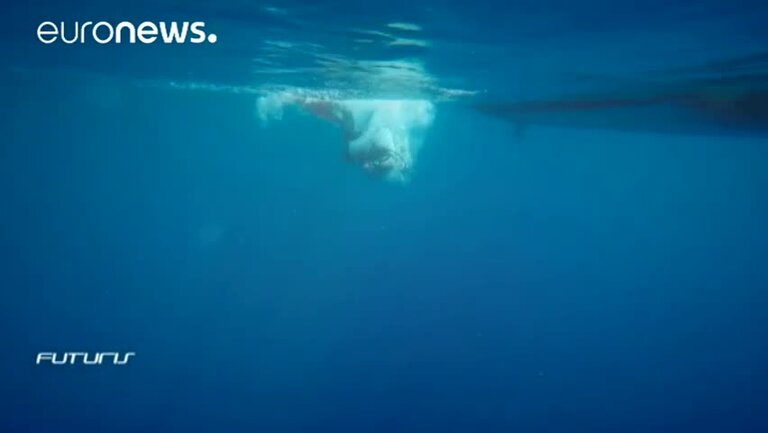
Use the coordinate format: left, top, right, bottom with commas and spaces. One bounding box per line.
37, 21, 218, 44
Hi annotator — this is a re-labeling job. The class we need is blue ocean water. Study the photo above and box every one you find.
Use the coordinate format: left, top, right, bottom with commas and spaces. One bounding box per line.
1, 1, 768, 432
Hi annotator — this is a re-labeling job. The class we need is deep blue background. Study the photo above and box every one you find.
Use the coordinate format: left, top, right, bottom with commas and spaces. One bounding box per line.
1, 1, 768, 432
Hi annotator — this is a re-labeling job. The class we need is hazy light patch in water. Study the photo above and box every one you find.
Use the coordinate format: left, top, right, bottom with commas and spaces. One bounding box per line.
388, 38, 431, 48
386, 22, 422, 32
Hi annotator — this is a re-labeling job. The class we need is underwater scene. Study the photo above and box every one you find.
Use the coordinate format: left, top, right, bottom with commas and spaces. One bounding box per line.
1, 0, 768, 431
